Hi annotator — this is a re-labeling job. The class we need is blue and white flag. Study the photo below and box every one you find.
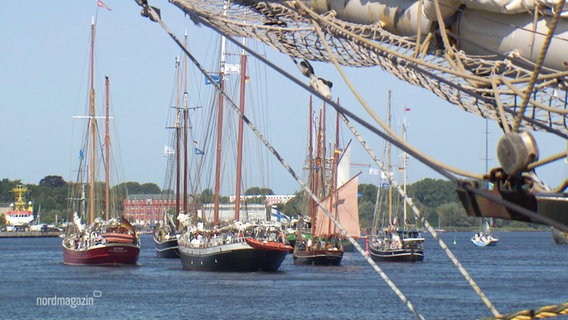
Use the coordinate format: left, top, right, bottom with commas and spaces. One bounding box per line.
270, 208, 290, 223
205, 74, 221, 85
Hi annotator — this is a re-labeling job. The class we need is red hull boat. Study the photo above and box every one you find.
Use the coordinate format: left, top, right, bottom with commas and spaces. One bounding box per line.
62, 217, 140, 266
62, 242, 140, 266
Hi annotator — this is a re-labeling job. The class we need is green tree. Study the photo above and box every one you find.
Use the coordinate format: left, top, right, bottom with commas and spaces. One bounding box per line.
114, 182, 161, 195
39, 175, 65, 187
282, 190, 305, 217
408, 178, 458, 208
244, 187, 274, 195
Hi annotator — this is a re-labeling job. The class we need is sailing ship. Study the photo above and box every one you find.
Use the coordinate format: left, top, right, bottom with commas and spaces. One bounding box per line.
176, 31, 291, 272
153, 209, 180, 258
62, 19, 140, 266
293, 97, 360, 266
137, 1, 568, 317
368, 99, 424, 262
471, 219, 499, 247
153, 35, 194, 259
470, 119, 499, 247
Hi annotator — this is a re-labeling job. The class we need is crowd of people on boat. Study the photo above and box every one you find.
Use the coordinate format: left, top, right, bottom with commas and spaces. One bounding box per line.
177, 221, 287, 248
295, 235, 343, 252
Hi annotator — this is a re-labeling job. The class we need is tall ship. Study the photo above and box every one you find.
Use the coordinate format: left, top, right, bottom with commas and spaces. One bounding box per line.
62, 18, 140, 266
293, 95, 360, 266
176, 29, 291, 272
153, 34, 195, 259
4, 185, 34, 231
137, 1, 568, 317
368, 93, 424, 262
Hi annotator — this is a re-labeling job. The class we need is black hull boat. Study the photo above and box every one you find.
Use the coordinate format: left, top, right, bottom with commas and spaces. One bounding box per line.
368, 230, 425, 263
178, 240, 288, 272
293, 239, 344, 266
368, 247, 424, 262
293, 249, 343, 266
153, 237, 180, 258
153, 218, 180, 258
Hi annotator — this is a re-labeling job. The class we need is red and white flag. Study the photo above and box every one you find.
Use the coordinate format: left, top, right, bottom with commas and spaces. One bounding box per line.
98, 0, 112, 11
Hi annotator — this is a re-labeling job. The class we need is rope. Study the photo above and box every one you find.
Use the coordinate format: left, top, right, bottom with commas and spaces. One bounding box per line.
339, 111, 501, 317
169, 0, 568, 139
487, 302, 568, 320
299, 1, 483, 181
136, 1, 568, 318
136, 4, 429, 319
513, 0, 567, 132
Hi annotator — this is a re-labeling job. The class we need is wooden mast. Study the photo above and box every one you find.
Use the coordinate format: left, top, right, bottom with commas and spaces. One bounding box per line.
175, 57, 181, 218
234, 38, 247, 221
327, 101, 341, 235
387, 90, 393, 226
213, 34, 227, 226
308, 96, 315, 235
88, 18, 96, 224
402, 113, 408, 228
182, 32, 189, 217
312, 107, 323, 236
104, 76, 110, 221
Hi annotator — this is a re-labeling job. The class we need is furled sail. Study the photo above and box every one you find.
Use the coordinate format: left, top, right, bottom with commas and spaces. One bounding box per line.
168, 0, 568, 138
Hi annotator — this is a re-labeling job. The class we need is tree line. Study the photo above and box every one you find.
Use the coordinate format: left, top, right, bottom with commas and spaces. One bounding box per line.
0, 176, 543, 230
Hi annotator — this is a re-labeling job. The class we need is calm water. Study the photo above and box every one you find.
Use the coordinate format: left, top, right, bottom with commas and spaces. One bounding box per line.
1, 232, 567, 320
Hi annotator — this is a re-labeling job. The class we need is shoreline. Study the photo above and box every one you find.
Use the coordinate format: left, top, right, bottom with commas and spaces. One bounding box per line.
0, 231, 62, 238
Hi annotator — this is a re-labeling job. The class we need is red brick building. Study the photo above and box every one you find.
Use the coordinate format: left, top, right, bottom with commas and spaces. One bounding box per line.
122, 194, 176, 227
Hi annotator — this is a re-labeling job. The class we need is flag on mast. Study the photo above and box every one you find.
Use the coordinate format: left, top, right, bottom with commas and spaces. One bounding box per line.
97, 0, 112, 11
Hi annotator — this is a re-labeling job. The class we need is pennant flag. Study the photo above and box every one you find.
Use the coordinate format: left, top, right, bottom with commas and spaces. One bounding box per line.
97, 0, 112, 11
205, 74, 220, 85
404, 107, 411, 112
163, 145, 175, 155
194, 147, 204, 155
369, 167, 380, 175
79, 149, 84, 160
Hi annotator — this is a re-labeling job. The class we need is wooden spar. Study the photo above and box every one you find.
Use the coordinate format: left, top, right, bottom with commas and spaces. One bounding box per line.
234, 39, 247, 221
387, 90, 392, 226
313, 107, 324, 236
183, 33, 189, 217
213, 34, 227, 226
89, 18, 96, 224
402, 113, 408, 227
175, 57, 181, 218
308, 96, 315, 236
104, 76, 110, 221
327, 100, 341, 235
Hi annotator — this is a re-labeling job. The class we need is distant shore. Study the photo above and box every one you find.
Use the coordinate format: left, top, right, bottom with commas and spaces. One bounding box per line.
0, 231, 61, 238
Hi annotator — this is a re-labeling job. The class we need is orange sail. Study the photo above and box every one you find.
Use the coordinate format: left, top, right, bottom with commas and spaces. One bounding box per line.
314, 175, 360, 238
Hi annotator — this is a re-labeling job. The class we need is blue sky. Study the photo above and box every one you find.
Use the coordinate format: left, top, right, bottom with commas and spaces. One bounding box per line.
2, 0, 566, 195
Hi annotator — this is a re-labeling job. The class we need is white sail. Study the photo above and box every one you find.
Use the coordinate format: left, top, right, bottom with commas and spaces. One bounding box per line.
336, 140, 352, 188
